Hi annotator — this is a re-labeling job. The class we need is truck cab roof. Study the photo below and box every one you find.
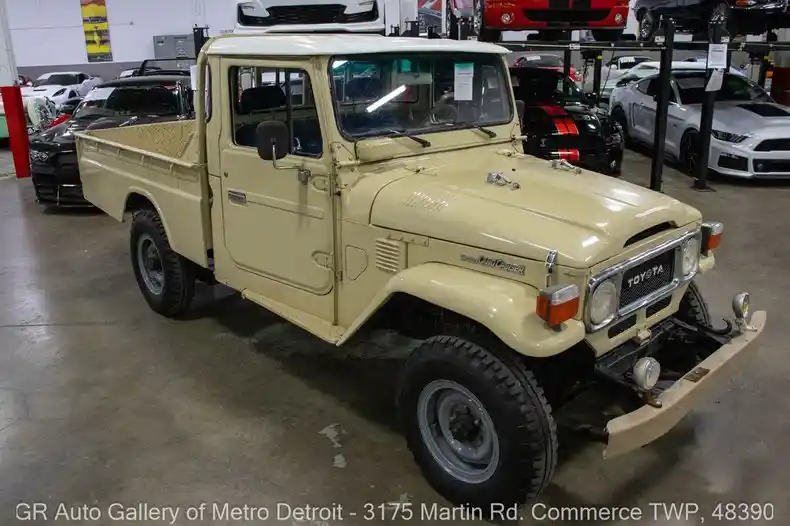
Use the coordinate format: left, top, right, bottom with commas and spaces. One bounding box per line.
204, 33, 510, 57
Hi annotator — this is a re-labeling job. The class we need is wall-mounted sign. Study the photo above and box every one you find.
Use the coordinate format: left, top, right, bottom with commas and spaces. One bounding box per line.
81, 0, 113, 63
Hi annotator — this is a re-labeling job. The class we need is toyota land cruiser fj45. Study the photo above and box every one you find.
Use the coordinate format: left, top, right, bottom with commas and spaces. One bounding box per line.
75, 33, 766, 507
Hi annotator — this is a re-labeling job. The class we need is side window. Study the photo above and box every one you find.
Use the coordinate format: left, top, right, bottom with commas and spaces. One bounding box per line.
78, 73, 88, 83
635, 78, 651, 94
644, 78, 660, 97
230, 66, 322, 157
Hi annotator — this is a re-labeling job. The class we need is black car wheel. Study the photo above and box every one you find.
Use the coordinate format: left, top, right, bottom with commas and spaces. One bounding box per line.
638, 9, 658, 41
592, 29, 624, 42
680, 129, 701, 175
473, 0, 500, 42
711, 1, 729, 22
611, 107, 631, 147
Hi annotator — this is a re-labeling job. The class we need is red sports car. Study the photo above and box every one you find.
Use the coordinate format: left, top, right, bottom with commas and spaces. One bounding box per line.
446, 0, 628, 42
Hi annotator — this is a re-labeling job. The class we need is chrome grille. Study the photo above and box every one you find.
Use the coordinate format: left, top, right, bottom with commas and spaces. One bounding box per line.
585, 229, 700, 332
619, 249, 675, 308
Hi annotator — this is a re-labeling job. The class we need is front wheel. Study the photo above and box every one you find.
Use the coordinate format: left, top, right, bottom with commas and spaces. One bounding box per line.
677, 281, 712, 327
130, 208, 196, 318
679, 129, 701, 176
398, 335, 558, 506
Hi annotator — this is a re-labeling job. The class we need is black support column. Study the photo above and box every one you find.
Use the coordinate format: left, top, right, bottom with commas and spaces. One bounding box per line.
650, 18, 675, 192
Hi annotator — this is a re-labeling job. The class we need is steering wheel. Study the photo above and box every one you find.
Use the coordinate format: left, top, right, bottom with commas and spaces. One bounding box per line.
423, 93, 460, 125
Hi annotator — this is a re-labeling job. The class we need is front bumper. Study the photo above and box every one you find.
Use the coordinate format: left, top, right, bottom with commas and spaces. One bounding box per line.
711, 140, 790, 179
604, 310, 767, 458
484, 2, 627, 30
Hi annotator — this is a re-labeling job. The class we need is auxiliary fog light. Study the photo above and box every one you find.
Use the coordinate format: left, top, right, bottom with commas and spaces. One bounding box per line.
732, 292, 750, 321
615, 13, 624, 23
632, 357, 661, 391
501, 12, 513, 23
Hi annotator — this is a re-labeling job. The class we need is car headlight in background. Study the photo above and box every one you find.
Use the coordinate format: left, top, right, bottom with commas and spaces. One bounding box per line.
681, 237, 700, 277
588, 279, 618, 326
53, 88, 66, 97
30, 150, 49, 162
711, 130, 749, 143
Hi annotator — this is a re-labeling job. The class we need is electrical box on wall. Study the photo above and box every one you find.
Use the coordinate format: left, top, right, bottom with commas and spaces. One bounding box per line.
153, 34, 195, 61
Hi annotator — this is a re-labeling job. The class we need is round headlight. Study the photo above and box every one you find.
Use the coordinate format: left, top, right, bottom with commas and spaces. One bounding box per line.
589, 279, 617, 326
681, 238, 700, 276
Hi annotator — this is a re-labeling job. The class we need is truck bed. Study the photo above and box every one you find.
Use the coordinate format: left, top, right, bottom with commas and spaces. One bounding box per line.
76, 120, 212, 267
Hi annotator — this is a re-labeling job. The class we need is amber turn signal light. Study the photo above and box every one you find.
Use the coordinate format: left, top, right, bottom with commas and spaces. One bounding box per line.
536, 284, 580, 328
701, 222, 724, 254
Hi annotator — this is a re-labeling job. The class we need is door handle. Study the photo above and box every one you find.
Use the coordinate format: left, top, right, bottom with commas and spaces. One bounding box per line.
228, 190, 247, 205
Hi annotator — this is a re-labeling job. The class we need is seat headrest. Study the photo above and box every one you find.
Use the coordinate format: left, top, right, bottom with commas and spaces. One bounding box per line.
240, 85, 287, 113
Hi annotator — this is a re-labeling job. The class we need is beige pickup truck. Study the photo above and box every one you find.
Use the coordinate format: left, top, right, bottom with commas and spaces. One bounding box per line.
76, 33, 766, 506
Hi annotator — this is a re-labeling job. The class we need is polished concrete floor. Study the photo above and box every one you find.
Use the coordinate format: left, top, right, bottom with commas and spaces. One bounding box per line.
0, 148, 788, 526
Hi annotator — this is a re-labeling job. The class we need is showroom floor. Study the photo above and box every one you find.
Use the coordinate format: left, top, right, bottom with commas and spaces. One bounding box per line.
0, 148, 788, 525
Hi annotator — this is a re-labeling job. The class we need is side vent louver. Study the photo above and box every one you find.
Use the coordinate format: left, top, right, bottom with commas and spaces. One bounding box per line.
375, 239, 406, 273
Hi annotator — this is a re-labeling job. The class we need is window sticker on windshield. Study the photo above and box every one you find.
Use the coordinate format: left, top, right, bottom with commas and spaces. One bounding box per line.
399, 59, 412, 73
454, 63, 474, 101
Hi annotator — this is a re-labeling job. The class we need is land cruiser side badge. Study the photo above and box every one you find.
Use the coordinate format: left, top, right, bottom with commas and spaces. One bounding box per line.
461, 254, 526, 276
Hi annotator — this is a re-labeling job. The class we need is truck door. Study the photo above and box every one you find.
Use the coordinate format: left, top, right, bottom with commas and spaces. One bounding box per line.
219, 60, 334, 297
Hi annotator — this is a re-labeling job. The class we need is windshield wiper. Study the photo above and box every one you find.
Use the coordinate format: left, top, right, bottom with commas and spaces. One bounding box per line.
385, 129, 431, 147
461, 122, 497, 138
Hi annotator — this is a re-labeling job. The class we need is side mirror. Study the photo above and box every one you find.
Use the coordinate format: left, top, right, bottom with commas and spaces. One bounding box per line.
256, 121, 290, 161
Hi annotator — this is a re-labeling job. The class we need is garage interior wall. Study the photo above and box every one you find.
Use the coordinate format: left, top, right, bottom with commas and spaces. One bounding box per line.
8, 0, 238, 79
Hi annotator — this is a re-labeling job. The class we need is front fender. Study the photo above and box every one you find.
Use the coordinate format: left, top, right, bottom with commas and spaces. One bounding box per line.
339, 263, 585, 358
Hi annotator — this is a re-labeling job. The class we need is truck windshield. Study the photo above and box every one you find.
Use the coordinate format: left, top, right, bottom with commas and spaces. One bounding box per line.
329, 53, 513, 140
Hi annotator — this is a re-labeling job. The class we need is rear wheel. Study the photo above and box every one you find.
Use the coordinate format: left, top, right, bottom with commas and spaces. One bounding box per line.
130, 208, 196, 318
473, 0, 500, 41
592, 29, 624, 42
399, 335, 557, 506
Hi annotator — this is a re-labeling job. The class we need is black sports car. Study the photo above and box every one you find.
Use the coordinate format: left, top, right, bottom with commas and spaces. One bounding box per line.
510, 67, 624, 176
634, 0, 790, 40
30, 75, 193, 207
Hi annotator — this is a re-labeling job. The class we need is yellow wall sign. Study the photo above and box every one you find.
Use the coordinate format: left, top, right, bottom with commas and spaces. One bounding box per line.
81, 0, 113, 63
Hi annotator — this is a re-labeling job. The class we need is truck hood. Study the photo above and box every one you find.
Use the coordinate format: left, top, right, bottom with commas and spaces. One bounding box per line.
369, 154, 700, 269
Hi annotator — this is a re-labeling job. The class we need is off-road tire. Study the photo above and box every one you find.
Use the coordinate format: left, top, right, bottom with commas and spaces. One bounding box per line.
677, 281, 712, 327
398, 335, 558, 506
130, 208, 196, 318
